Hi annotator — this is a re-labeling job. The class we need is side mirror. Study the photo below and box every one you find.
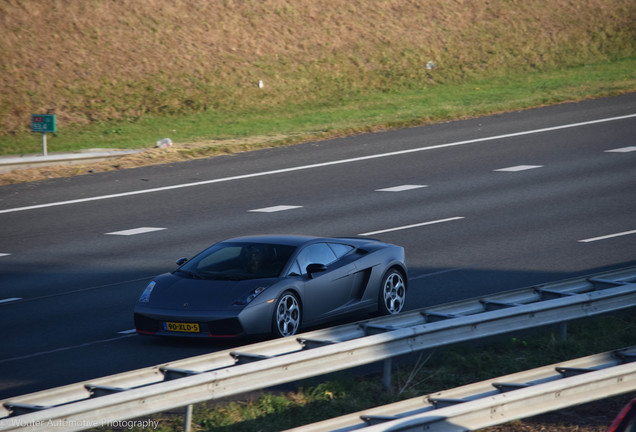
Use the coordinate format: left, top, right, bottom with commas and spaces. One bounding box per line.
306, 263, 327, 279
176, 257, 188, 266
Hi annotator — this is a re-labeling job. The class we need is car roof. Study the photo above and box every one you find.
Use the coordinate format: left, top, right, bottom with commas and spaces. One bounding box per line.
222, 234, 380, 247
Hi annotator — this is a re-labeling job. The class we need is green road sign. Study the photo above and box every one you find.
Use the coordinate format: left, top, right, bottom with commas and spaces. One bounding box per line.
31, 114, 57, 133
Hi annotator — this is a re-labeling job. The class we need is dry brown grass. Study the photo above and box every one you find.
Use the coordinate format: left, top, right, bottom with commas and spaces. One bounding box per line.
1, 0, 634, 134
0, 134, 296, 184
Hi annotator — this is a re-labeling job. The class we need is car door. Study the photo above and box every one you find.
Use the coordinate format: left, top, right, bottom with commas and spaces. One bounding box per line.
293, 242, 357, 323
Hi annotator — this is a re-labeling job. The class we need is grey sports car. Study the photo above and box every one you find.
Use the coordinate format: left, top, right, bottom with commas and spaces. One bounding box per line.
134, 235, 407, 338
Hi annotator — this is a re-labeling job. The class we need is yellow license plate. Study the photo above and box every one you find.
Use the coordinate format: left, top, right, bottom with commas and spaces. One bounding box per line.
164, 322, 200, 333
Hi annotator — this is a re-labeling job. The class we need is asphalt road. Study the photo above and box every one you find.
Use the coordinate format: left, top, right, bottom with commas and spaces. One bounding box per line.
1, 93, 635, 400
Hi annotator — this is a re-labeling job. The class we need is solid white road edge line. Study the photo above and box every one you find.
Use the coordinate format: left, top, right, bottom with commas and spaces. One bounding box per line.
410, 267, 467, 280
1, 113, 635, 215
0, 334, 137, 364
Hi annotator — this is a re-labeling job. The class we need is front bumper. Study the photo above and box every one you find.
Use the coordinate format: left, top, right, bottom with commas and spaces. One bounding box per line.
134, 301, 274, 338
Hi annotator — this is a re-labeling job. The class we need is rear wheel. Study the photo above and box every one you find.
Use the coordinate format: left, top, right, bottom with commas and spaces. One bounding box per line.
272, 291, 301, 337
378, 268, 406, 315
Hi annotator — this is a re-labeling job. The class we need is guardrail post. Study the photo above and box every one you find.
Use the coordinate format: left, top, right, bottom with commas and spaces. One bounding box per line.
383, 358, 392, 392
184, 404, 193, 432
560, 322, 568, 341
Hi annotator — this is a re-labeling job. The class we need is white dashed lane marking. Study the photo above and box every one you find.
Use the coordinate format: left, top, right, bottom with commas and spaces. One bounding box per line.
579, 229, 636, 243
605, 146, 636, 153
359, 217, 465, 236
494, 165, 543, 172
0, 253, 11, 257
248, 205, 303, 213
376, 185, 428, 192
105, 227, 167, 236
0, 298, 22, 304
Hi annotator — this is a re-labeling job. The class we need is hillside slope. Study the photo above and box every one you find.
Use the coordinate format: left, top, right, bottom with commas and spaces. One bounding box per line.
1, 0, 634, 136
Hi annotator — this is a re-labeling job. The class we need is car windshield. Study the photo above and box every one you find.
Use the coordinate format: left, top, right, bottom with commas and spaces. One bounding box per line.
177, 242, 297, 280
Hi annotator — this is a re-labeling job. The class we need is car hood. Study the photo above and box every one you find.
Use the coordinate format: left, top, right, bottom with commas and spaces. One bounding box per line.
147, 273, 278, 311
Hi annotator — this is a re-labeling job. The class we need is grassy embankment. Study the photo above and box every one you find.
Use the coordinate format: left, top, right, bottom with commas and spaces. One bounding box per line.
1, 0, 635, 169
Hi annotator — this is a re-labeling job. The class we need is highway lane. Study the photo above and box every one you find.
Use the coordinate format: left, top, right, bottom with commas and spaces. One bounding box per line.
0, 93, 635, 399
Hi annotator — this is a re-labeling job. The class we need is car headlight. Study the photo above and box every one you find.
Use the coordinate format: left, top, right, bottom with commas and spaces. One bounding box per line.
138, 281, 156, 303
234, 286, 266, 306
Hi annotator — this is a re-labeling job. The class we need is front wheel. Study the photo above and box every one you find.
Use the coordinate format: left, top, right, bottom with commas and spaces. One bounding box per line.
272, 291, 302, 337
378, 269, 406, 315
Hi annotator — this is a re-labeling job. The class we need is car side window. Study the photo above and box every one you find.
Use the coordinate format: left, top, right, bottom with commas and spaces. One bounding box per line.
287, 260, 301, 277
295, 243, 338, 275
327, 242, 354, 258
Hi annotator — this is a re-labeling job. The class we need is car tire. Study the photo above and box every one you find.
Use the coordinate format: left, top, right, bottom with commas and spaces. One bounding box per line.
272, 291, 302, 337
378, 268, 406, 315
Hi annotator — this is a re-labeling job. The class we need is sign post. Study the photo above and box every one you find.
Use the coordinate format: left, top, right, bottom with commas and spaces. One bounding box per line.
31, 114, 57, 156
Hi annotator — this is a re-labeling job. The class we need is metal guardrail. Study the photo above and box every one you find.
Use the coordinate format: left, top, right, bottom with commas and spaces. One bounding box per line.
0, 150, 140, 174
1, 266, 635, 431
285, 346, 636, 431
